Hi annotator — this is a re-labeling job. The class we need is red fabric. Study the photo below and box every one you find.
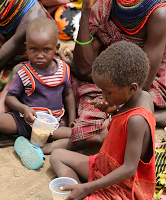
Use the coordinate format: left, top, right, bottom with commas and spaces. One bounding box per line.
84, 107, 156, 200
89, 0, 166, 108
116, 0, 141, 6
70, 75, 109, 142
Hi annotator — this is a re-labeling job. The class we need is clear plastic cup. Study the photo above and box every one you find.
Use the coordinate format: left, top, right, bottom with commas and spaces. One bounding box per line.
49, 177, 78, 200
30, 112, 59, 147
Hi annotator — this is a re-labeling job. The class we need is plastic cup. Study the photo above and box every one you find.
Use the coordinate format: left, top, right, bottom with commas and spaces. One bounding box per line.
49, 177, 78, 200
30, 112, 59, 147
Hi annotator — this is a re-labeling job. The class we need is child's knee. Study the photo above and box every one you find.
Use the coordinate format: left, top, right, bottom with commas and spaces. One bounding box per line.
50, 148, 67, 166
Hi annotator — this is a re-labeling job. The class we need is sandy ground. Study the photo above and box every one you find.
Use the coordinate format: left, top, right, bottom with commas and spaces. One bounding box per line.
0, 40, 166, 199
0, 128, 165, 200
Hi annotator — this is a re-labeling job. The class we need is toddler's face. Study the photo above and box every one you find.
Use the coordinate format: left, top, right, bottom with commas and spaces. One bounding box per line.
92, 71, 131, 106
26, 30, 57, 71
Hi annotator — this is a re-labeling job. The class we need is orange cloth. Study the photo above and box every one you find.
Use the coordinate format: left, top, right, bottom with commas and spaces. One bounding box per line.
85, 107, 156, 200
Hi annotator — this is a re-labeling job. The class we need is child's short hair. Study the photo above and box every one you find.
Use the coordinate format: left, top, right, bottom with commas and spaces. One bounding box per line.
26, 17, 59, 44
92, 41, 149, 88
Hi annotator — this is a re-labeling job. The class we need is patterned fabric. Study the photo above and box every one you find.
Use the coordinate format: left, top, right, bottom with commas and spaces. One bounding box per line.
89, 0, 166, 108
154, 143, 166, 199
84, 107, 156, 200
70, 75, 109, 142
0, 2, 53, 91
54, 5, 81, 41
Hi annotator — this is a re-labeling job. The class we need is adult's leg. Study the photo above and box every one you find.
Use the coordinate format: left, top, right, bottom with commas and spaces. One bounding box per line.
50, 148, 89, 183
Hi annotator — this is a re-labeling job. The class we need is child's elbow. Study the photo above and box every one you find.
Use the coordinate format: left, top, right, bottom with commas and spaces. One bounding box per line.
124, 165, 137, 178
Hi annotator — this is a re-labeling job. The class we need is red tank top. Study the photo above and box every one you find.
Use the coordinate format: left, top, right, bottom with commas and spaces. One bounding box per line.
86, 107, 156, 200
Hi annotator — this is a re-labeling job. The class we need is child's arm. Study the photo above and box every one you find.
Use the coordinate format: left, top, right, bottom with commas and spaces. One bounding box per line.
5, 93, 36, 123
61, 115, 150, 199
63, 88, 76, 127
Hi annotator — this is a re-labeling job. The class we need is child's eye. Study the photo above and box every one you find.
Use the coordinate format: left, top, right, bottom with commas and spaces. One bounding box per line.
44, 49, 50, 52
31, 48, 36, 52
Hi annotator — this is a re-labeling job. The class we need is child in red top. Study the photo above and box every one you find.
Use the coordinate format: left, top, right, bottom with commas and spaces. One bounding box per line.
50, 41, 156, 200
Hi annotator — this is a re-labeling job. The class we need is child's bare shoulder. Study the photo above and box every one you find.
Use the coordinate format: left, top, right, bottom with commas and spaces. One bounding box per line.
142, 91, 154, 114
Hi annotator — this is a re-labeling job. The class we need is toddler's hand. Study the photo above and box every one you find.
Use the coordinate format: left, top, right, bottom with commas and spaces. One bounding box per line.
23, 106, 37, 123
88, 99, 117, 113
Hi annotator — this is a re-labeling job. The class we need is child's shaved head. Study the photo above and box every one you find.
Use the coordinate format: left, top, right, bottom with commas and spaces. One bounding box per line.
26, 17, 59, 44
92, 41, 149, 88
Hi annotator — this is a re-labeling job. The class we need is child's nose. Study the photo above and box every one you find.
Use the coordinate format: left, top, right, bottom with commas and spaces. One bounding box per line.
37, 53, 44, 58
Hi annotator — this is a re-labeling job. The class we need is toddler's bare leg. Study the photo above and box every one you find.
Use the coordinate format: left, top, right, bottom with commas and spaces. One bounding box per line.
48, 126, 72, 141
0, 113, 18, 134
42, 138, 80, 155
50, 149, 89, 183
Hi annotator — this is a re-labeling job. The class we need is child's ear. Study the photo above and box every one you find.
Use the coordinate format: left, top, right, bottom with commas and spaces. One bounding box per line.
128, 83, 138, 95
55, 42, 60, 55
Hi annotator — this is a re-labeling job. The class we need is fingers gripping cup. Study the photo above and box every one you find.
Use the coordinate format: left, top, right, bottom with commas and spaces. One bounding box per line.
30, 112, 59, 147
49, 177, 78, 200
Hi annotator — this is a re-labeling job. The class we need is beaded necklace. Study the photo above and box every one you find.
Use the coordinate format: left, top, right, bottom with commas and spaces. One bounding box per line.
0, 0, 36, 34
111, 0, 166, 35
0, 0, 10, 15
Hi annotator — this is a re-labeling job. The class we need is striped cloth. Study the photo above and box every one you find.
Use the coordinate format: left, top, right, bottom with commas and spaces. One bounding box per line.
154, 143, 166, 199
18, 61, 69, 94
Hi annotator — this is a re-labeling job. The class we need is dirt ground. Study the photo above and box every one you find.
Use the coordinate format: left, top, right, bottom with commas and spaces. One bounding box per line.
155, 128, 166, 143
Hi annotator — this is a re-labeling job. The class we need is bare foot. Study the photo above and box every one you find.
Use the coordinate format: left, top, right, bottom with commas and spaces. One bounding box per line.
155, 109, 166, 128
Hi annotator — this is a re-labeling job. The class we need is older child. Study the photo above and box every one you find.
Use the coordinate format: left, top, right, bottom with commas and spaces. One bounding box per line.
0, 17, 76, 169
50, 41, 156, 199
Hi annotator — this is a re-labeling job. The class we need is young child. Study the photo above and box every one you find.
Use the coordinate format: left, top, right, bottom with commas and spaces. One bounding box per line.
0, 17, 76, 169
49, 41, 156, 199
